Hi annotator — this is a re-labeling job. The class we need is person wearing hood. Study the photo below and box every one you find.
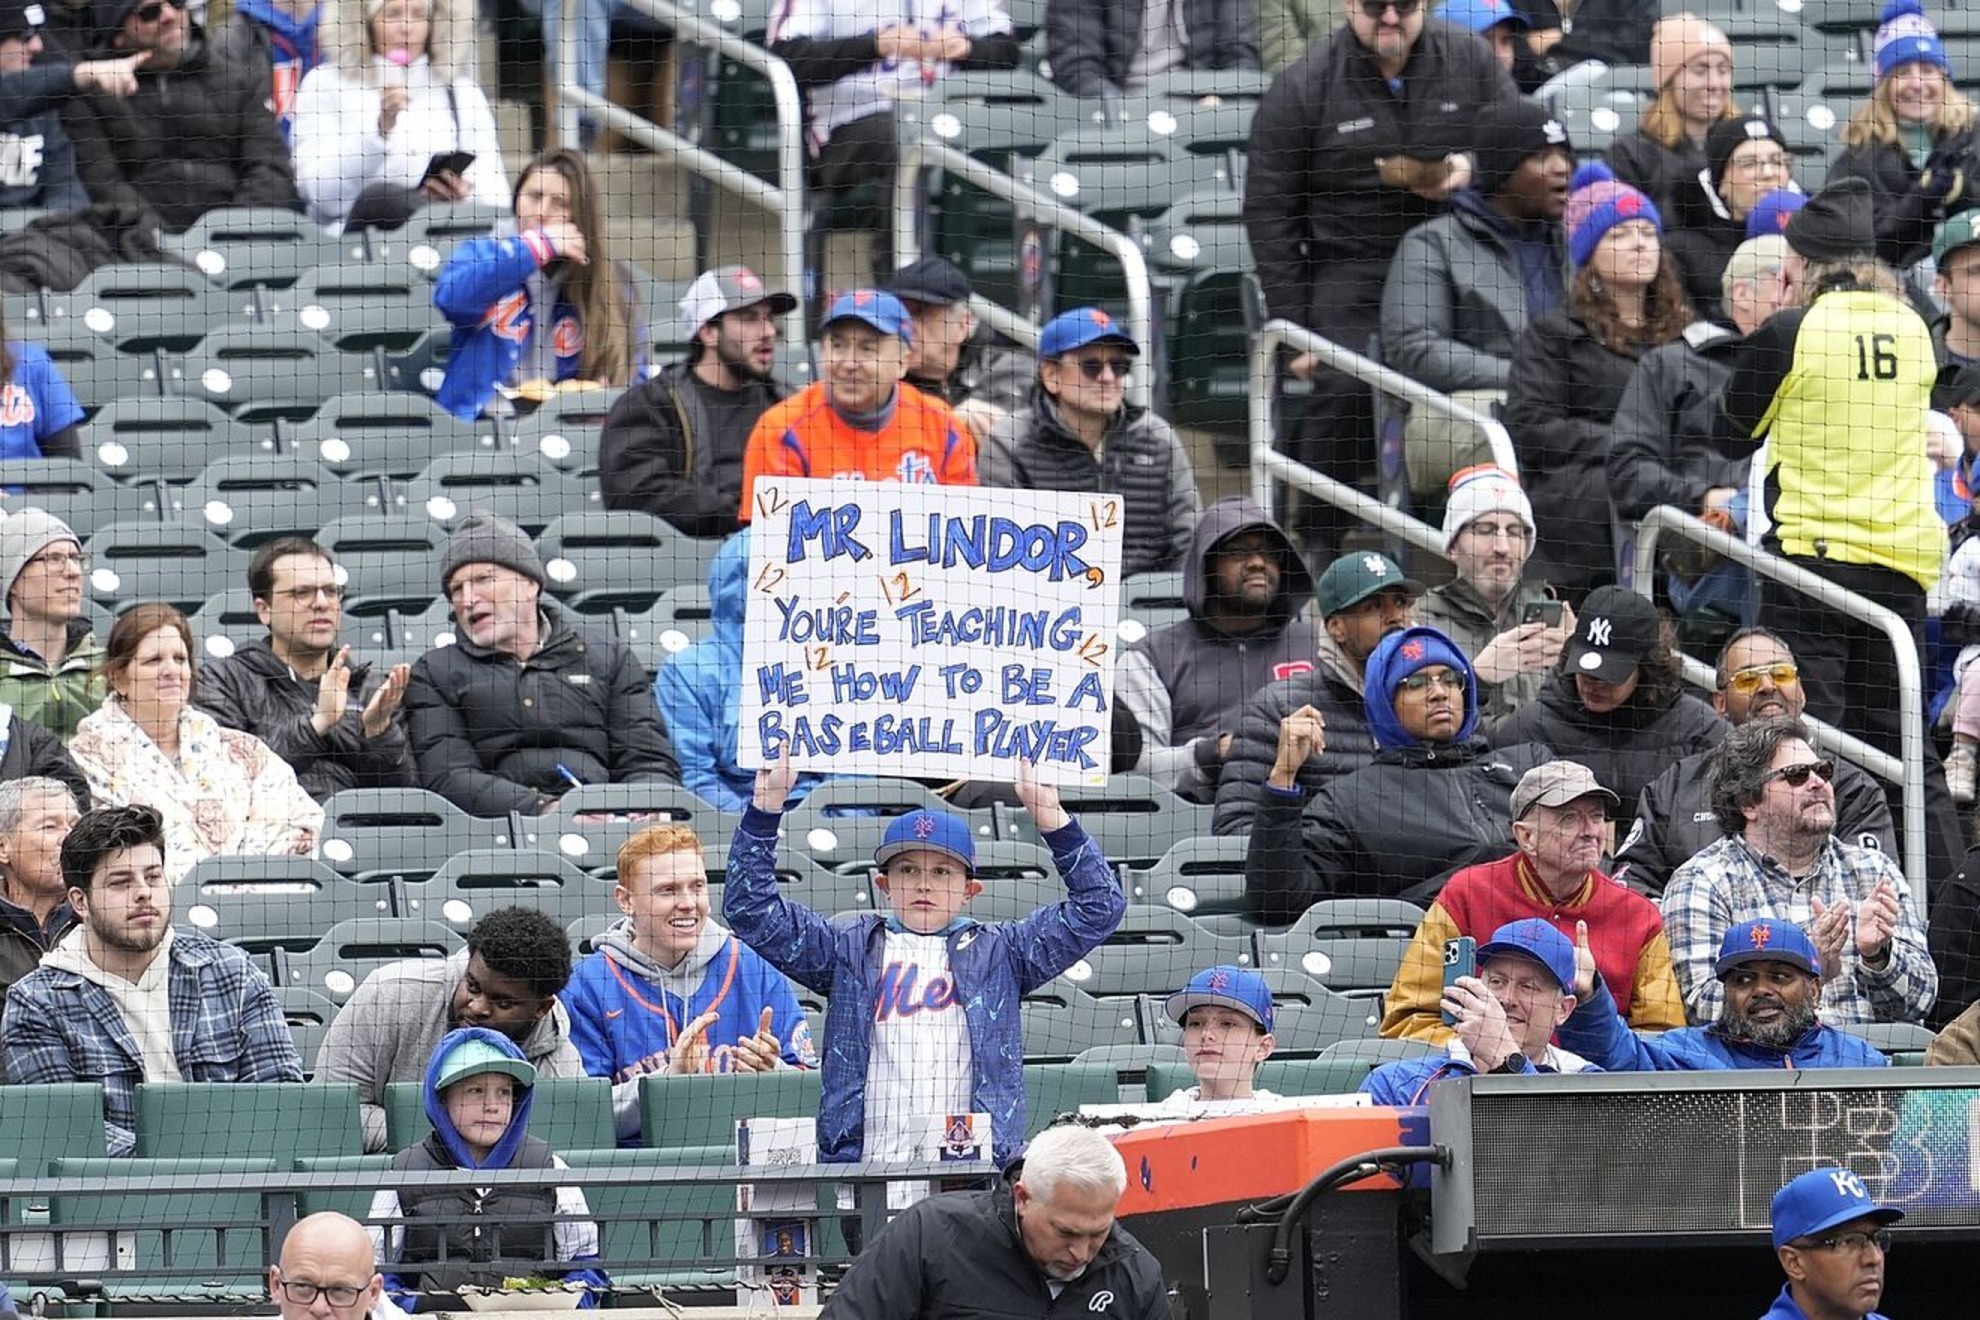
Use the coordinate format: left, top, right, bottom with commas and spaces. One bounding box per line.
316, 905, 586, 1153
0, 804, 302, 1157
405, 512, 680, 818
1830, 0, 1978, 271
1243, 624, 1552, 921
980, 307, 1199, 578
369, 1028, 608, 1310
561, 824, 812, 1144
209, 0, 322, 143
1213, 550, 1422, 834
1380, 99, 1572, 498
290, 0, 508, 234
654, 529, 843, 814
1488, 585, 1727, 811
1664, 115, 1796, 324
1558, 918, 1890, 1071
0, 508, 105, 740
1112, 497, 1316, 802
61, 0, 301, 233
1417, 465, 1569, 723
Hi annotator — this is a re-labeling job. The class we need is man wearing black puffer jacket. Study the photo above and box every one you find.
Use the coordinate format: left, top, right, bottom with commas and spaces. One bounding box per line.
405, 513, 680, 818
819, 1125, 1169, 1320
62, 0, 299, 233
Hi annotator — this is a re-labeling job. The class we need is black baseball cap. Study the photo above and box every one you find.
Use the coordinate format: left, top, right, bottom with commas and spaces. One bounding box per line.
887, 257, 972, 307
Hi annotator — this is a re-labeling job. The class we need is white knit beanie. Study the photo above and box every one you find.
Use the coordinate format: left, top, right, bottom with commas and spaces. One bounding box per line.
1442, 464, 1536, 553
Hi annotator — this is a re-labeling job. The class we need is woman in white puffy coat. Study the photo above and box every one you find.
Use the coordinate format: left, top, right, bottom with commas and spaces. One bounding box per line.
291, 0, 509, 233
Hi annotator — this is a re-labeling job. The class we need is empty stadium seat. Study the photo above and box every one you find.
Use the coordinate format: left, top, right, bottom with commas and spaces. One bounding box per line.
317, 787, 511, 883
274, 916, 463, 1002
87, 395, 261, 484
1023, 1060, 1119, 1137
1145, 834, 1250, 917
69, 262, 238, 354
0, 1084, 106, 1173
166, 207, 350, 290
179, 854, 389, 954
283, 262, 442, 352
559, 1146, 740, 1290
51, 342, 176, 418
317, 513, 449, 616
536, 510, 715, 612
1254, 899, 1425, 999
1144, 1054, 1374, 1101
134, 1081, 363, 1161
0, 459, 158, 538
1020, 983, 1143, 1062
291, 1153, 392, 1221
48, 1156, 276, 1297
84, 518, 247, 615
1142, 186, 1253, 436
399, 847, 604, 933
296, 389, 492, 481
178, 325, 380, 423
640, 1068, 821, 1150
406, 450, 585, 536
617, 586, 714, 667
520, 781, 728, 876
996, 775, 1207, 870
1067, 905, 1256, 999
172, 454, 375, 548
504, 391, 623, 477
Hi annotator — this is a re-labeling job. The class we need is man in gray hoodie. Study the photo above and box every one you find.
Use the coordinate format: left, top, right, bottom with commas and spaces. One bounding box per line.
1114, 498, 1316, 802
560, 824, 812, 1144
315, 906, 582, 1153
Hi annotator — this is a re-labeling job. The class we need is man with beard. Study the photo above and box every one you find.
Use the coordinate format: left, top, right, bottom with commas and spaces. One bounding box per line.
1114, 498, 1316, 801
1615, 630, 1898, 897
0, 805, 301, 1156
1765, 1169, 1904, 1320
1663, 718, 1936, 1026
1558, 917, 1886, 1070
316, 906, 582, 1153
599, 267, 797, 538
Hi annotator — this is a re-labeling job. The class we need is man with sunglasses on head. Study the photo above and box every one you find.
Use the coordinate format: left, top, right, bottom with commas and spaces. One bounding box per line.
1662, 716, 1936, 1027
1764, 1169, 1903, 1320
1614, 628, 1897, 900
62, 0, 300, 233
980, 307, 1199, 578
1243, 0, 1516, 559
195, 538, 414, 802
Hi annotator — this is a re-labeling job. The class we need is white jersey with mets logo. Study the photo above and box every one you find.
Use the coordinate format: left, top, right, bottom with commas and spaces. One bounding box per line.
863, 929, 973, 1163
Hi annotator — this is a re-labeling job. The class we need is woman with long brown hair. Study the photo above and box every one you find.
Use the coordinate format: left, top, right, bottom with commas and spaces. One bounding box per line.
433, 147, 643, 420
1504, 164, 1693, 599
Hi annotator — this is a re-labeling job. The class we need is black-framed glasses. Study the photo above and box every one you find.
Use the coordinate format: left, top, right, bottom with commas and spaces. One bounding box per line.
275, 584, 345, 605
1767, 759, 1835, 788
1075, 357, 1133, 381
273, 1279, 367, 1308
1727, 662, 1797, 694
130, 0, 180, 20
1795, 1229, 1893, 1256
1358, 0, 1422, 15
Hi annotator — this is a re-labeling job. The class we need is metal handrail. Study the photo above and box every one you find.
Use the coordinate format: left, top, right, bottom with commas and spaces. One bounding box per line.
1633, 506, 1928, 912
1248, 319, 1501, 558
554, 0, 807, 338
892, 137, 1155, 410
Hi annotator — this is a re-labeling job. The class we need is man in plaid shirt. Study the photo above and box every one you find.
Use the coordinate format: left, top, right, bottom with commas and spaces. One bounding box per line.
0, 805, 301, 1155
1663, 717, 1936, 1026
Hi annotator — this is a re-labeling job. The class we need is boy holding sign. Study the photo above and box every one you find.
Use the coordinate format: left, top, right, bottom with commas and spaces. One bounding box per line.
723, 753, 1124, 1172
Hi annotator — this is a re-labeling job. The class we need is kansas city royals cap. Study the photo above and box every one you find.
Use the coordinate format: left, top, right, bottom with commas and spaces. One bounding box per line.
1476, 918, 1577, 993
1714, 918, 1820, 979
1771, 1167, 1903, 1248
820, 289, 915, 343
873, 809, 976, 875
1164, 964, 1275, 1033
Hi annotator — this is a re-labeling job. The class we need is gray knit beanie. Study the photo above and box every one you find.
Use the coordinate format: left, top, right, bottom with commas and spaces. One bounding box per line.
0, 508, 81, 616
439, 512, 547, 591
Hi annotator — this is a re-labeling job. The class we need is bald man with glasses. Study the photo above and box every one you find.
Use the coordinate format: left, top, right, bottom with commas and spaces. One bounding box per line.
270, 1212, 410, 1320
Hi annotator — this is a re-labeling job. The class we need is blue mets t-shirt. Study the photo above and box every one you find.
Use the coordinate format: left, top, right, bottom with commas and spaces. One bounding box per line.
0, 341, 81, 459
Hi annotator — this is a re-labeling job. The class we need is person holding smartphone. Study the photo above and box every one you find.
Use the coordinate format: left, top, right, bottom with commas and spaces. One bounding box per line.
291, 0, 508, 233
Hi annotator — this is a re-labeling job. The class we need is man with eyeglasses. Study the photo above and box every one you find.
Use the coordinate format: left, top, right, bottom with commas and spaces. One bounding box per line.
1556, 917, 1888, 1071
0, 508, 104, 740
980, 307, 1199, 578
1245, 624, 1552, 920
1615, 629, 1897, 900
1244, 0, 1516, 558
196, 538, 414, 802
63, 0, 300, 233
1662, 716, 1936, 1027
1764, 1168, 1903, 1320
269, 1211, 409, 1320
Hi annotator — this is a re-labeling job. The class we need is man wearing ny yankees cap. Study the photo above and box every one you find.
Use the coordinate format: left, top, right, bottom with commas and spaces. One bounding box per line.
599, 265, 797, 538
818, 1124, 1167, 1320
1764, 1167, 1904, 1320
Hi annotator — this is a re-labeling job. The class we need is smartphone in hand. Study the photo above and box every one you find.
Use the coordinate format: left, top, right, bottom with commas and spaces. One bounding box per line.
1440, 936, 1477, 1026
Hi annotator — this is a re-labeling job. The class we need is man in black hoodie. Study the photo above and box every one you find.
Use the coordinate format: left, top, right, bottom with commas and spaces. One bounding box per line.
0, 0, 149, 212
1115, 497, 1315, 802
61, 0, 299, 232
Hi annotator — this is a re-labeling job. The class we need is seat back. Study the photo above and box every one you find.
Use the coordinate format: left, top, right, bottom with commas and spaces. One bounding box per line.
134, 1081, 362, 1160
318, 787, 506, 882
639, 1069, 822, 1150
276, 917, 463, 1002
180, 855, 389, 954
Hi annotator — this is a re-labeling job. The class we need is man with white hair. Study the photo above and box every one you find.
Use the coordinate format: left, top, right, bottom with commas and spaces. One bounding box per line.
269, 1211, 409, 1320
819, 1125, 1169, 1317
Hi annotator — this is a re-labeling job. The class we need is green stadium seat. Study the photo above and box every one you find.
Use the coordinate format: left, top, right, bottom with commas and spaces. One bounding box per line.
1317, 1037, 1438, 1069
53, 342, 176, 419
135, 1082, 363, 1161
48, 1155, 279, 1297
1145, 1054, 1375, 1101
1142, 185, 1252, 436
1023, 1061, 1118, 1138
1020, 984, 1143, 1062
292, 1153, 393, 1220
277, 986, 340, 1078
383, 1077, 617, 1154
284, 262, 440, 353
178, 325, 382, 424
1067, 905, 1255, 999
517, 781, 726, 878
998, 775, 1208, 871
318, 787, 511, 883
617, 587, 714, 669
0, 1085, 107, 1174
179, 855, 390, 954
559, 1145, 739, 1290
1145, 835, 1250, 918
0, 459, 158, 538
318, 513, 450, 617
406, 451, 587, 537
173, 455, 376, 549
640, 1069, 821, 1151
506, 391, 623, 477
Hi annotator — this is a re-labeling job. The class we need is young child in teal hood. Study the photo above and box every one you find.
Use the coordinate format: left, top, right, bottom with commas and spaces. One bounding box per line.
369, 1027, 608, 1310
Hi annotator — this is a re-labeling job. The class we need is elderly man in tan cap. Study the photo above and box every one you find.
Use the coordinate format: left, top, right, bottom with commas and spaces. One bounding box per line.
1381, 758, 1685, 1042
